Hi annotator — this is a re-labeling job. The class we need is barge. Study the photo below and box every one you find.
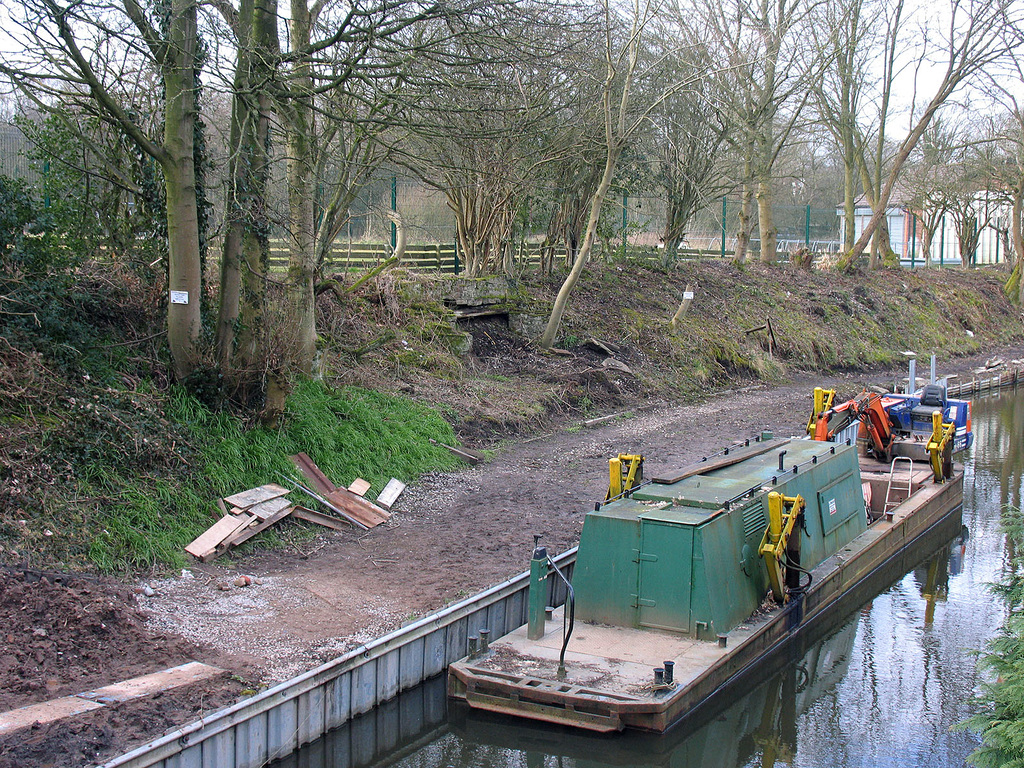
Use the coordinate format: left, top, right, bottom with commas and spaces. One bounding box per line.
448, 428, 964, 733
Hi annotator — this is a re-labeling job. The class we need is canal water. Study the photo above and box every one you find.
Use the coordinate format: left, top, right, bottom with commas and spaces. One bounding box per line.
279, 387, 1024, 768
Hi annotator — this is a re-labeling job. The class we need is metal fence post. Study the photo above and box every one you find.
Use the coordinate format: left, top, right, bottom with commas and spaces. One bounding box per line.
454, 235, 460, 275
805, 204, 810, 249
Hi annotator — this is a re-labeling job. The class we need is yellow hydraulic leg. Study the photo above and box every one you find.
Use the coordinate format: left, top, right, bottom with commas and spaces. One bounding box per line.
807, 388, 836, 436
606, 454, 644, 501
759, 492, 806, 604
926, 410, 955, 482
607, 457, 623, 500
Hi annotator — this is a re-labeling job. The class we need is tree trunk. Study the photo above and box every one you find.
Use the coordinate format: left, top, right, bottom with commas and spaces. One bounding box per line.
284, 0, 317, 375
216, 0, 274, 372
1012, 183, 1024, 305
663, 196, 684, 261
286, 123, 317, 374
872, 216, 894, 268
959, 216, 978, 269
843, 155, 856, 252
735, 174, 753, 263
237, 0, 276, 375
921, 225, 934, 267
163, 0, 202, 380
756, 177, 777, 264
217, 201, 243, 370
540, 147, 619, 349
850, 89, 960, 262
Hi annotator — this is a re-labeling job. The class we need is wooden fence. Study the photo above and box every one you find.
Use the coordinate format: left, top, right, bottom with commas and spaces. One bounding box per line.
269, 241, 727, 274
945, 367, 1023, 398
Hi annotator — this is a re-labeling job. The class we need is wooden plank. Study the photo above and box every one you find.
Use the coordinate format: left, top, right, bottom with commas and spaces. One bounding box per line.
583, 413, 623, 428
287, 481, 371, 530
200, 515, 257, 561
247, 496, 293, 520
428, 438, 482, 465
347, 478, 372, 497
290, 453, 337, 496
223, 484, 290, 510
292, 506, 351, 531
334, 485, 391, 521
452, 307, 508, 319
185, 514, 255, 559
222, 505, 295, 549
324, 488, 390, 528
652, 438, 792, 485
376, 478, 406, 510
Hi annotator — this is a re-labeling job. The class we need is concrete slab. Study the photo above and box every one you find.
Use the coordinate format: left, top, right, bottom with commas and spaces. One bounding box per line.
0, 696, 104, 736
79, 662, 225, 704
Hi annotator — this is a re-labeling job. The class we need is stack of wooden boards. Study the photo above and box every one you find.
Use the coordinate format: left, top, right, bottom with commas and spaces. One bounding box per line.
289, 453, 396, 530
184, 453, 406, 562
185, 484, 297, 562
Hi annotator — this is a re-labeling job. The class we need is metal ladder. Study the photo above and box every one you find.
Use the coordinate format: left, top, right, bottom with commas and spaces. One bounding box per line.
884, 457, 914, 520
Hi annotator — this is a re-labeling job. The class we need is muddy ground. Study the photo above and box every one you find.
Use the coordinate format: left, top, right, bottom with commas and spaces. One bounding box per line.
2, 345, 1022, 767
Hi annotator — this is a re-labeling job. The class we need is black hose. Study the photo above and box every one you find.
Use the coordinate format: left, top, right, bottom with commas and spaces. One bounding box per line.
546, 555, 575, 676
784, 558, 814, 598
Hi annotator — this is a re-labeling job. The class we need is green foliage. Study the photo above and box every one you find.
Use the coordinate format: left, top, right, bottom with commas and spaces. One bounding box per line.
0, 174, 94, 374
0, 174, 64, 274
173, 379, 461, 495
19, 115, 104, 257
18, 113, 168, 268
0, 175, 159, 382
23, 379, 462, 572
961, 506, 1024, 767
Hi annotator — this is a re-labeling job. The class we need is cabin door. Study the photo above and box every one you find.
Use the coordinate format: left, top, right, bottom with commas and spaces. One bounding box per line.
637, 521, 693, 632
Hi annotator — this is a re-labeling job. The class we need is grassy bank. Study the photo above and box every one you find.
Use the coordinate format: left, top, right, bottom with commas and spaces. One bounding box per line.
1, 258, 1022, 574
2, 376, 458, 572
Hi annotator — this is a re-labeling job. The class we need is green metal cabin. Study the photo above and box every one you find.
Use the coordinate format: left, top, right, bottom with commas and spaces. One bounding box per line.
573, 439, 867, 638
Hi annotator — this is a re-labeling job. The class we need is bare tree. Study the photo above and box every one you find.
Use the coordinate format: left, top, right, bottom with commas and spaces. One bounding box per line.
402, 7, 590, 277
405, 67, 547, 277
981, 60, 1024, 303
847, 0, 1022, 265
852, 0, 907, 267
211, 0, 278, 384
902, 119, 967, 266
539, 0, 694, 348
693, 0, 822, 264
2, 0, 207, 379
811, 0, 870, 252
274, 0, 523, 373
648, 38, 730, 261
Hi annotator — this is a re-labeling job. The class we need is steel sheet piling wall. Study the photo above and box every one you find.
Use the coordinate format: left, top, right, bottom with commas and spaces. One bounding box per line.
101, 549, 577, 768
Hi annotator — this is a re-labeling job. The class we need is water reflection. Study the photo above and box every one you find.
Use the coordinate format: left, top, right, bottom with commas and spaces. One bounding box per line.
280, 387, 1024, 768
